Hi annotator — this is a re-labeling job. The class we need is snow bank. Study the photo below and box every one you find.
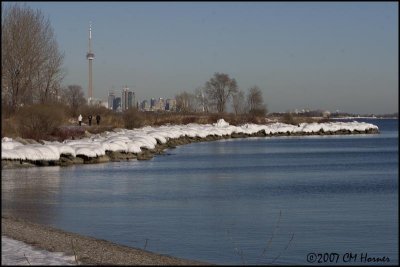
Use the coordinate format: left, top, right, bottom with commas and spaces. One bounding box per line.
1, 236, 77, 265
1, 119, 379, 161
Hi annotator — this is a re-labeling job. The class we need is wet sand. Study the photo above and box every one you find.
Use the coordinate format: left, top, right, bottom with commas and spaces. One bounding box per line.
2, 216, 209, 265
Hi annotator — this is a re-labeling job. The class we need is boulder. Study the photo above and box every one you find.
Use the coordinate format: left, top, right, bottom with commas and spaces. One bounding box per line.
106, 151, 135, 161
137, 149, 154, 160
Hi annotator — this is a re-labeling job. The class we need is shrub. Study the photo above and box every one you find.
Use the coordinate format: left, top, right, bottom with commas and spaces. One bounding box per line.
122, 108, 145, 129
248, 107, 267, 118
51, 126, 86, 141
181, 116, 197, 124
1, 115, 19, 138
15, 104, 66, 140
281, 113, 298, 125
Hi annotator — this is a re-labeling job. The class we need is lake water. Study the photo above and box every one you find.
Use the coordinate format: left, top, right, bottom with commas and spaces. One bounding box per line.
2, 119, 398, 265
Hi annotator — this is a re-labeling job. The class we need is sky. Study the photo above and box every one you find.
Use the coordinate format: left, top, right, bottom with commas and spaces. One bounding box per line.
3, 2, 398, 114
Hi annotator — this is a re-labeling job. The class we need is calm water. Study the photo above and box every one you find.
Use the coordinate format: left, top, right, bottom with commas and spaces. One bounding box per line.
2, 119, 398, 265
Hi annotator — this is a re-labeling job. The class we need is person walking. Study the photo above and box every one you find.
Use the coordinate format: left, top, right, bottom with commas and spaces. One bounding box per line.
78, 114, 82, 126
96, 114, 101, 125
88, 115, 92, 126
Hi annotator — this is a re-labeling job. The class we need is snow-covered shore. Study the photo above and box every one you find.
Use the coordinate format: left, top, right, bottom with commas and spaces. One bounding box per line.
2, 119, 379, 168
2, 216, 205, 265
2, 236, 77, 265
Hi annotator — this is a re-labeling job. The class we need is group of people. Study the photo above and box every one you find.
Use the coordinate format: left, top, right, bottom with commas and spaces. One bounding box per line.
78, 114, 101, 126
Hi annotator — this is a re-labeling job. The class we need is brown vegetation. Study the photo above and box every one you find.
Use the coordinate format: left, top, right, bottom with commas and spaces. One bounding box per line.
247, 86, 268, 117
280, 113, 326, 125
122, 108, 145, 129
2, 102, 326, 142
14, 104, 67, 140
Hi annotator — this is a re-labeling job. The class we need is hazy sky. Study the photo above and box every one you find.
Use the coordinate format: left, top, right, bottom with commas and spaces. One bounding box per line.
5, 2, 398, 114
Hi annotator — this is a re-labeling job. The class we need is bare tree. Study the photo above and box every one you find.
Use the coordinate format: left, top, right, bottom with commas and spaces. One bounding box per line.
175, 91, 196, 113
194, 87, 208, 113
205, 72, 238, 113
232, 90, 246, 115
36, 38, 65, 104
247, 86, 268, 116
1, 3, 65, 112
62, 85, 86, 117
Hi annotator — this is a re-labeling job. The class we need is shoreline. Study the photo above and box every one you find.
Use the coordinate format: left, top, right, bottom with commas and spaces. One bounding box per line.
2, 126, 380, 169
1, 215, 208, 265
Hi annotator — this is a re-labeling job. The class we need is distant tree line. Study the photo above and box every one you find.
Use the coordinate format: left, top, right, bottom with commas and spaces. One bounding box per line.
175, 72, 268, 116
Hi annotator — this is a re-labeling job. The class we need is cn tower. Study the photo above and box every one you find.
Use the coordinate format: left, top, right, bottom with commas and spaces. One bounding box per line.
86, 22, 95, 103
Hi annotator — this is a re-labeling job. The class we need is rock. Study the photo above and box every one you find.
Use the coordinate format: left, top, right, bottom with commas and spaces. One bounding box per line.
106, 151, 136, 161
366, 128, 379, 134
137, 149, 154, 160
256, 130, 267, 137
2, 160, 35, 169
59, 155, 74, 166
153, 144, 168, 154
34, 160, 50, 166
76, 154, 108, 164
231, 132, 246, 138
73, 157, 85, 164
83, 155, 110, 164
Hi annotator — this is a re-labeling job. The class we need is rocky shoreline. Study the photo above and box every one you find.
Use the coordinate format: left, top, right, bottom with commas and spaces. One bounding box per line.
2, 216, 207, 265
2, 127, 379, 169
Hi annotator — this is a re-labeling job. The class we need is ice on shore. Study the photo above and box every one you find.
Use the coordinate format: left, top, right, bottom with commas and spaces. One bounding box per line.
1, 119, 379, 162
1, 236, 77, 265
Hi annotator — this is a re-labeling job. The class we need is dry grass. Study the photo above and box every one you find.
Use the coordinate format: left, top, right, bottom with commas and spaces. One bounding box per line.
279, 113, 326, 125
3, 104, 68, 140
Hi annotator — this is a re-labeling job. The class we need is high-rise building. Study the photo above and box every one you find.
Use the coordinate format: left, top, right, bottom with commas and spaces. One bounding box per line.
155, 98, 165, 111
108, 91, 115, 110
140, 100, 149, 111
150, 98, 156, 110
166, 99, 177, 111
122, 87, 135, 110
113, 97, 121, 111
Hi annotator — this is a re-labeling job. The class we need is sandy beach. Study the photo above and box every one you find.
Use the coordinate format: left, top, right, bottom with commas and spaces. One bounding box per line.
2, 216, 208, 265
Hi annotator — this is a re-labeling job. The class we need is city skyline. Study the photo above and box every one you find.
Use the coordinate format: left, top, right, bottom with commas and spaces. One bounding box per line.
4, 2, 398, 114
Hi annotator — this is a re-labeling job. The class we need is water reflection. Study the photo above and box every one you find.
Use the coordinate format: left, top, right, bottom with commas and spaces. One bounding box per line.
2, 166, 62, 224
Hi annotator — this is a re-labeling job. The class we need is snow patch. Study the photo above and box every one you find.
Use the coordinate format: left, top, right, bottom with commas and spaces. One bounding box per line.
213, 119, 230, 127
1, 236, 77, 265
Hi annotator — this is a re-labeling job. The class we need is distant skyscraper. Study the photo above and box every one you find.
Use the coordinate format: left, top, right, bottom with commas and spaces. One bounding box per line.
150, 98, 156, 110
122, 87, 135, 110
108, 91, 115, 110
156, 98, 165, 111
86, 22, 95, 104
113, 97, 121, 111
140, 100, 149, 111
166, 99, 177, 111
